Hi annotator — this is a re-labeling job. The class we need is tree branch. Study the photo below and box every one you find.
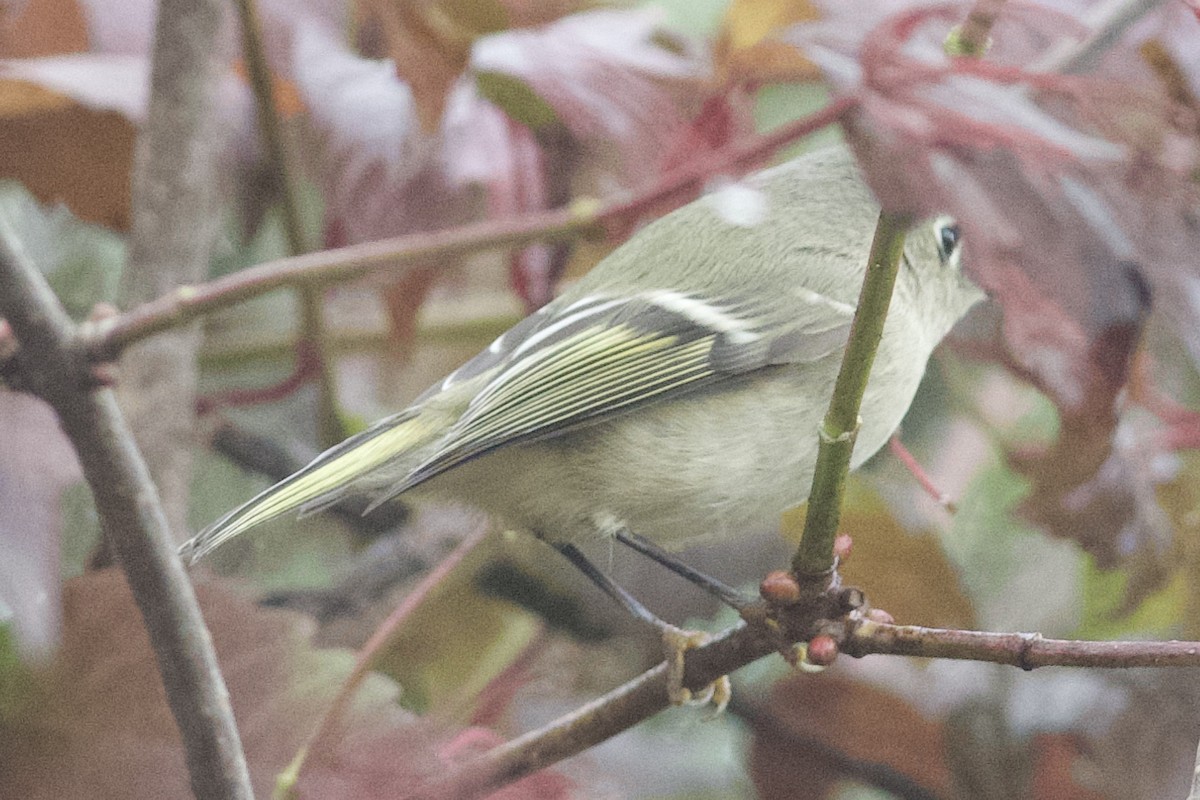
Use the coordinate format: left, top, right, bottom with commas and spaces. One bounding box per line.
117, 0, 227, 535
77, 97, 857, 362
406, 622, 778, 800
411, 597, 1200, 800
0, 224, 253, 799
232, 0, 344, 448
845, 620, 1200, 669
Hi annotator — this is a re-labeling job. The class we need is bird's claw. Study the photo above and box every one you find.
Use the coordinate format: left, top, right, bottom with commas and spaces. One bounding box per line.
662, 626, 731, 715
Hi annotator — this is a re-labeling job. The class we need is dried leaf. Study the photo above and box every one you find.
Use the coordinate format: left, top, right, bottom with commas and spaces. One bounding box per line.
0, 570, 570, 799
0, 71, 134, 228
715, 0, 821, 84
0, 0, 88, 58
747, 675, 952, 799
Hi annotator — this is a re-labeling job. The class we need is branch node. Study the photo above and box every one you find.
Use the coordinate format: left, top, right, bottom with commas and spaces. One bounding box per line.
819, 417, 860, 445
1017, 631, 1043, 671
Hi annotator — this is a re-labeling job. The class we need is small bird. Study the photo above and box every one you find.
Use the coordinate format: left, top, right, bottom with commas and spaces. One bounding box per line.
183, 146, 980, 604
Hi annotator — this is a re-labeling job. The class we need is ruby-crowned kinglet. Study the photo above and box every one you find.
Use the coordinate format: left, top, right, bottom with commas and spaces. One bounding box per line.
182, 146, 982, 564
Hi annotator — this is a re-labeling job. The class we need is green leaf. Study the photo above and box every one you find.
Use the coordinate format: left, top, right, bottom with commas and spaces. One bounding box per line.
942, 459, 1084, 634
0, 180, 124, 318
474, 72, 561, 132
1077, 557, 1185, 640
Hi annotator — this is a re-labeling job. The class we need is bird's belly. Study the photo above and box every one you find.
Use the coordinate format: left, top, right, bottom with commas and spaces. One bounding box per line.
434, 345, 925, 550
545, 370, 840, 548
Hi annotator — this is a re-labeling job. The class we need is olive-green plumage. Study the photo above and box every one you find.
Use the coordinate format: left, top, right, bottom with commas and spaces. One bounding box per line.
182, 146, 981, 562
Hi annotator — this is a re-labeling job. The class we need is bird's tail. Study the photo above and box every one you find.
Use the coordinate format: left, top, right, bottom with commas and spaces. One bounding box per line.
181, 408, 444, 563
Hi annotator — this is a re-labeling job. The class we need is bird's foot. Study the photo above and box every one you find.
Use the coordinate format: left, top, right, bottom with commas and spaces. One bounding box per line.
662, 625, 730, 714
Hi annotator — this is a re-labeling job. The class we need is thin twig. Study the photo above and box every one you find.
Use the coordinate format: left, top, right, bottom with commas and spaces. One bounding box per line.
889, 435, 958, 513
406, 622, 778, 800
232, 0, 343, 447
1034, 0, 1170, 74
414, 602, 1200, 800
0, 224, 253, 799
274, 525, 490, 799
944, 0, 1006, 56
792, 211, 910, 577
845, 620, 1200, 669
82, 207, 591, 360
232, 0, 309, 257
77, 98, 857, 362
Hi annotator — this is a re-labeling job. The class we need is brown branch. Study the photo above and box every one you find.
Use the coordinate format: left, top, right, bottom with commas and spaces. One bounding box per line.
117, 0, 227, 535
232, 0, 343, 447
276, 525, 491, 796
413, 599, 1200, 800
405, 622, 779, 800
845, 620, 1200, 669
0, 226, 253, 799
78, 97, 857, 362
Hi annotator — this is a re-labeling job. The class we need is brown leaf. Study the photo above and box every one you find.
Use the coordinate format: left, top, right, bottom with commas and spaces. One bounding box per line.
0, 570, 570, 799
746, 675, 953, 799
365, 0, 508, 130
0, 76, 133, 228
715, 0, 822, 84
0, 0, 88, 58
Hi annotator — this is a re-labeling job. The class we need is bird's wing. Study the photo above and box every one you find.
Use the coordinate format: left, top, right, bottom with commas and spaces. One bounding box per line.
370, 287, 855, 505
181, 405, 451, 561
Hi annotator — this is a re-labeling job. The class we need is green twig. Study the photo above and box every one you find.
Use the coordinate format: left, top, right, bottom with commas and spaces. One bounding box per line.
792, 211, 910, 577
944, 0, 1005, 57
233, 0, 344, 446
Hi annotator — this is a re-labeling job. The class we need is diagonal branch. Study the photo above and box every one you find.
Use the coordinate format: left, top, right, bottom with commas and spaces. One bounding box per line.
0, 224, 253, 800
232, 0, 344, 448
412, 601, 1200, 800
76, 98, 857, 362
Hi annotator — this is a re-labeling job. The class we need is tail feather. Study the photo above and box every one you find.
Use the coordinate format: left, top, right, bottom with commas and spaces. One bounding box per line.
181, 409, 443, 562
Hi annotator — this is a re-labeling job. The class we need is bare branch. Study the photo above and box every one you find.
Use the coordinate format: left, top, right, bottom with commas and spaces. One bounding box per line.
407, 622, 777, 800
117, 0, 226, 533
77, 98, 857, 362
415, 599, 1200, 800
232, 0, 343, 447
846, 620, 1200, 669
0, 225, 253, 800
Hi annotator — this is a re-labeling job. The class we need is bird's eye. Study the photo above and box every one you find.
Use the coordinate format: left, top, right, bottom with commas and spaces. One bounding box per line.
937, 221, 961, 263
